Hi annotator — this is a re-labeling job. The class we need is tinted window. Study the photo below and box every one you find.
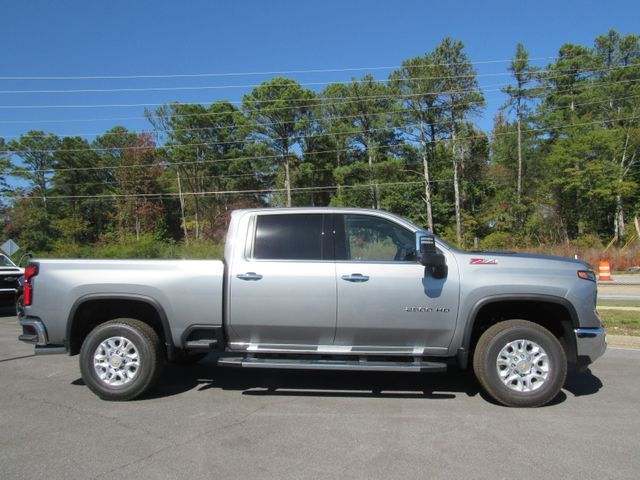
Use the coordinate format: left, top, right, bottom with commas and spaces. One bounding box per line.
343, 215, 416, 262
253, 214, 325, 260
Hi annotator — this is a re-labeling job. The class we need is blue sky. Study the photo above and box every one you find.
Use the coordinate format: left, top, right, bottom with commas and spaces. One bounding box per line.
0, 0, 638, 142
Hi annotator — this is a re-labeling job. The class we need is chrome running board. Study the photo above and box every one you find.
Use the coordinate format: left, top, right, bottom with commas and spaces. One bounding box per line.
217, 357, 447, 373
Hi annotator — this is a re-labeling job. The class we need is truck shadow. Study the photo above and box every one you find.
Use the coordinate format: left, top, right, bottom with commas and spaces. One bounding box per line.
138, 356, 602, 405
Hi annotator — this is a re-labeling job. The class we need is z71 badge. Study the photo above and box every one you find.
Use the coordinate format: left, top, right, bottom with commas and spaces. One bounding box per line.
470, 258, 498, 265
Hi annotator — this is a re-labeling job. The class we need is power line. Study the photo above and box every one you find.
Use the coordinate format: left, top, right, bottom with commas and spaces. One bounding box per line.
45, 167, 336, 190
4, 179, 447, 201
0, 77, 633, 126
5, 86, 638, 156
2, 49, 635, 82
0, 62, 634, 95
0, 55, 580, 82
4, 79, 638, 152
3, 92, 638, 141
0, 81, 504, 110
8, 115, 638, 174
2, 72, 637, 111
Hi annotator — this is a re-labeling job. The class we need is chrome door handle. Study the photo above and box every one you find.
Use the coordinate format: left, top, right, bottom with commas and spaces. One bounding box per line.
237, 272, 263, 281
341, 273, 369, 282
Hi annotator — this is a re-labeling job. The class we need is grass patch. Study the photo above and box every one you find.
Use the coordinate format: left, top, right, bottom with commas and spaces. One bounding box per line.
599, 309, 640, 336
598, 302, 640, 308
33, 236, 225, 260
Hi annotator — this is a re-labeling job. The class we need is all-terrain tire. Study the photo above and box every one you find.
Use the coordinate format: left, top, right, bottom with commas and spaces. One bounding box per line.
473, 320, 567, 407
79, 318, 163, 401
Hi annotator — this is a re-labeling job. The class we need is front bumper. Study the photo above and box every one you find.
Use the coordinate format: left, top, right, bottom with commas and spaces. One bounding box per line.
574, 327, 607, 366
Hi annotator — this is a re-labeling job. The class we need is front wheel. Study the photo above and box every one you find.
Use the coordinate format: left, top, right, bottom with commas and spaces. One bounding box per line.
79, 318, 163, 401
473, 320, 567, 407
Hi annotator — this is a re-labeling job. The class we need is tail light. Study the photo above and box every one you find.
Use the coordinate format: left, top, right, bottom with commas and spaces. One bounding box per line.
23, 264, 38, 306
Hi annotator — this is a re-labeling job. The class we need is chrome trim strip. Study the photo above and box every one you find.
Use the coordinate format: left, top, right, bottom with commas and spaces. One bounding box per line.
230, 342, 427, 356
575, 327, 606, 338
218, 357, 447, 373
0, 288, 18, 293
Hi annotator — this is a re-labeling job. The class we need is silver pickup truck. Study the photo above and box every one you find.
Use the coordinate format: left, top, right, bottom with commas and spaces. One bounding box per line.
18, 207, 606, 407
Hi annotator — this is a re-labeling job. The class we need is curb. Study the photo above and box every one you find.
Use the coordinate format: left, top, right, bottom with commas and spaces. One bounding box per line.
607, 334, 640, 350
597, 306, 640, 311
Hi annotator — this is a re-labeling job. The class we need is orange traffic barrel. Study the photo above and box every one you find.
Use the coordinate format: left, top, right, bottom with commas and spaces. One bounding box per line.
598, 261, 612, 281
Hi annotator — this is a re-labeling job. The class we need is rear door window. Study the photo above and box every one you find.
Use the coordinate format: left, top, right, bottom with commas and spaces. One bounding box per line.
253, 214, 327, 260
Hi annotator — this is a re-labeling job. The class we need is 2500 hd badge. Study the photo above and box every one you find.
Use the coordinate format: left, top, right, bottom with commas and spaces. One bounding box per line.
404, 306, 451, 313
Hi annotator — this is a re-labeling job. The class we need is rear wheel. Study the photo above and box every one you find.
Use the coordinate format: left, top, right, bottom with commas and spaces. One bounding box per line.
473, 320, 567, 407
79, 318, 163, 401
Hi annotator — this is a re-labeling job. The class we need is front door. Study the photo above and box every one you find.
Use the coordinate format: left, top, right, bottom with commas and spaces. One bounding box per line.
333, 214, 460, 354
227, 213, 337, 348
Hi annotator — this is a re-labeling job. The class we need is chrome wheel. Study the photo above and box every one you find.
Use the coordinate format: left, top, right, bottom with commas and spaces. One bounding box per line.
496, 339, 550, 392
93, 336, 140, 387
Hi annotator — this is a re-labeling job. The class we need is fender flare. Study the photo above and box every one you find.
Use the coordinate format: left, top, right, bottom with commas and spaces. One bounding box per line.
461, 293, 579, 353
65, 293, 175, 353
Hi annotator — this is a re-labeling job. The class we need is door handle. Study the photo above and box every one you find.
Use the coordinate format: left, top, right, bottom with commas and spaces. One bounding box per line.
341, 273, 369, 283
237, 272, 263, 281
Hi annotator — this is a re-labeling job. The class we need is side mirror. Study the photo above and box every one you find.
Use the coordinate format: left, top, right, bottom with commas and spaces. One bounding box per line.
18, 253, 33, 268
417, 233, 448, 279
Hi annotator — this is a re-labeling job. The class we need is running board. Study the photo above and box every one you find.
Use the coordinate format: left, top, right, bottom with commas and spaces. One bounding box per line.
217, 357, 447, 373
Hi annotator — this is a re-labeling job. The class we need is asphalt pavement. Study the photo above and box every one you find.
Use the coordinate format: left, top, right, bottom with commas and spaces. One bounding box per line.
598, 274, 640, 303
598, 283, 640, 302
1, 313, 639, 480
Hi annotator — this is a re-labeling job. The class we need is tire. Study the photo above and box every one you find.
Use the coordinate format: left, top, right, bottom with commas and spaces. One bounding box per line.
473, 320, 567, 408
15, 294, 24, 317
168, 351, 208, 366
79, 318, 163, 401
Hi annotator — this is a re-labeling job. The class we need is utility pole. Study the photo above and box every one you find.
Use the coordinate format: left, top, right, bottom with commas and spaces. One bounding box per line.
177, 169, 189, 245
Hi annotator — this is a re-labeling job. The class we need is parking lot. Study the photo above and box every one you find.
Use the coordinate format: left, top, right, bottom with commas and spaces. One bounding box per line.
1, 312, 639, 480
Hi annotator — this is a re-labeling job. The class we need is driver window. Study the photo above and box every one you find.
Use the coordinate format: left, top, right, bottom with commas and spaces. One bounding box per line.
344, 215, 416, 262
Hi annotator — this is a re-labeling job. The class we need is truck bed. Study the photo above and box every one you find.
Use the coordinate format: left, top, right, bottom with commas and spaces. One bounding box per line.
28, 259, 224, 347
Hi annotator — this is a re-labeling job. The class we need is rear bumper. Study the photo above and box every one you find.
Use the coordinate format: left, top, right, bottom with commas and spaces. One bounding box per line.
574, 327, 607, 367
18, 317, 67, 354
19, 317, 48, 346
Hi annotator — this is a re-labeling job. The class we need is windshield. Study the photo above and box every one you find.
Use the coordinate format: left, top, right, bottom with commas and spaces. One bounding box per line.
0, 254, 17, 267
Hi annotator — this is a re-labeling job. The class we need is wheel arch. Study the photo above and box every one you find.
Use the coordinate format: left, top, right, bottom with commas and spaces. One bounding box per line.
458, 294, 578, 368
66, 293, 175, 358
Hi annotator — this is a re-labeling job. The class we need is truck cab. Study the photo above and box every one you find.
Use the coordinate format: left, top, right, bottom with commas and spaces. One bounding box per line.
225, 208, 460, 355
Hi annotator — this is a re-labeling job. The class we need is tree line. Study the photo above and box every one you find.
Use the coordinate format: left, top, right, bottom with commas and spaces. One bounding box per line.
0, 30, 639, 255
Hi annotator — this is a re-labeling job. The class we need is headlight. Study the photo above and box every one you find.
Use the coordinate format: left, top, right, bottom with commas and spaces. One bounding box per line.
578, 270, 596, 282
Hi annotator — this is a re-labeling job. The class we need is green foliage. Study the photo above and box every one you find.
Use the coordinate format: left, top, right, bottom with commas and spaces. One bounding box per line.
242, 78, 315, 207
1, 30, 639, 257
480, 232, 515, 250
570, 234, 604, 249
41, 235, 224, 260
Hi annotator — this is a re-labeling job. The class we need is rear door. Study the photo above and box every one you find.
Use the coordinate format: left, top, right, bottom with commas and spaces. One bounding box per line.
333, 213, 460, 353
227, 213, 337, 348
